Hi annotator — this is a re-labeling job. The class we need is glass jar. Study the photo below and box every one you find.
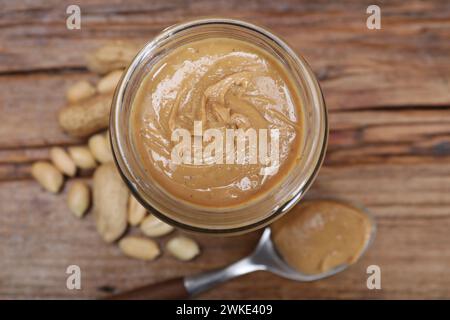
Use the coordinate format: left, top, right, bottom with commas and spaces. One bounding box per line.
110, 18, 328, 235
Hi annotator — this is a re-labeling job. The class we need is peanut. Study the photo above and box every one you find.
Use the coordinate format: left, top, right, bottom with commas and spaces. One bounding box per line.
50, 147, 76, 177
67, 181, 90, 218
58, 93, 113, 138
93, 163, 129, 243
66, 80, 96, 103
86, 41, 141, 74
128, 195, 147, 226
97, 70, 123, 94
31, 161, 64, 193
166, 236, 200, 261
119, 236, 160, 261
88, 133, 113, 163
140, 214, 174, 238
68, 146, 97, 169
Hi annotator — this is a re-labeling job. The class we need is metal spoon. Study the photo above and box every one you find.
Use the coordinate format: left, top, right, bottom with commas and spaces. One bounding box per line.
107, 224, 375, 299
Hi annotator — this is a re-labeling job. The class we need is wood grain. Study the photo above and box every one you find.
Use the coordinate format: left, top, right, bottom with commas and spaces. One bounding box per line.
1, 0, 449, 110
0, 0, 449, 299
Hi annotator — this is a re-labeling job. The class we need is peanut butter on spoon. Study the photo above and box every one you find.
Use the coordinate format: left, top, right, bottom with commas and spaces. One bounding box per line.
271, 200, 373, 275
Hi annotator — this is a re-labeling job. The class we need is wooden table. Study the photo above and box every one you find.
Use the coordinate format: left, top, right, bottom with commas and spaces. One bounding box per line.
1, 0, 449, 299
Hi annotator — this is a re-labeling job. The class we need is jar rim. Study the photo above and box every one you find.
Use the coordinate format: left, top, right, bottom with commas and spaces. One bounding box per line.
110, 17, 328, 235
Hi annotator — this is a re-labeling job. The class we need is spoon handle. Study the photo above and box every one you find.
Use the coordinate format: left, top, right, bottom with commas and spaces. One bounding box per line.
184, 257, 263, 297
105, 277, 189, 300
104, 257, 263, 299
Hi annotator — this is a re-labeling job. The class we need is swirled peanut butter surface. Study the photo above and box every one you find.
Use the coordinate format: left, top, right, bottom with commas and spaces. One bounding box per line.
131, 38, 304, 207
272, 200, 372, 275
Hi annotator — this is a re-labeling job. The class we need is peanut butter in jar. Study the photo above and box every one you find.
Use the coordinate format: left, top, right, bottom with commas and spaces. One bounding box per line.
131, 37, 304, 208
